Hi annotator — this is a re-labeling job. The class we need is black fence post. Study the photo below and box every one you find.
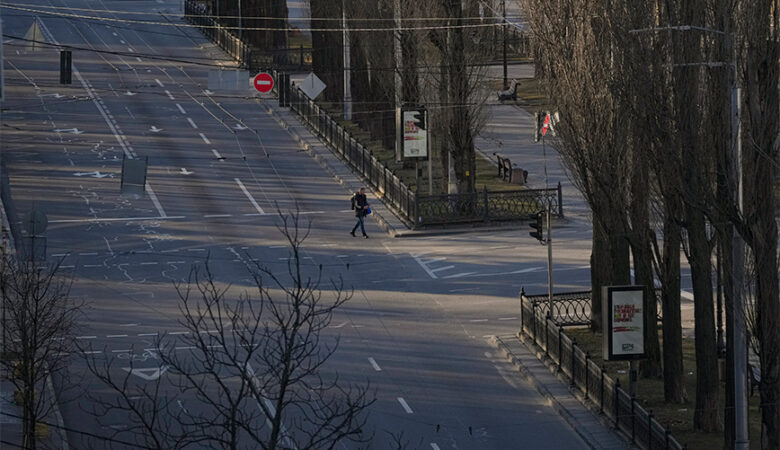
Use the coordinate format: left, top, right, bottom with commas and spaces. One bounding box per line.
614, 379, 621, 429
600, 365, 606, 413
532, 303, 538, 346
630, 396, 636, 443
584, 352, 590, 398
570, 338, 577, 388
544, 313, 550, 357
519, 292, 525, 336
557, 325, 563, 372
557, 181, 563, 217
665, 426, 671, 450
483, 185, 489, 221
648, 411, 654, 450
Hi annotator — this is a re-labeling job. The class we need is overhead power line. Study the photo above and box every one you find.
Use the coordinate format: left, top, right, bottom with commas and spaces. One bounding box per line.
0, 1, 524, 22
0, 4, 511, 32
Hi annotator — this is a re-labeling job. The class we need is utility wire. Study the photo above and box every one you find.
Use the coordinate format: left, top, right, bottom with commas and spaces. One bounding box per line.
1, 3, 509, 32
0, 1, 523, 22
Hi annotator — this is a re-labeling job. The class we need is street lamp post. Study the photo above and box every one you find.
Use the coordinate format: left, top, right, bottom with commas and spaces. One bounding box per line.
628, 24, 748, 450
502, 0, 508, 88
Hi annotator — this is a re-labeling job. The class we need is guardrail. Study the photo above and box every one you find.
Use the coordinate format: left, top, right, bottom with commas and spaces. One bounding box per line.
519, 292, 686, 450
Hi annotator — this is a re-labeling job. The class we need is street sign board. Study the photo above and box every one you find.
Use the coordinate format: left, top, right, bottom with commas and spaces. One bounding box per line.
299, 72, 326, 100
602, 285, 648, 360
253, 72, 274, 93
121, 155, 148, 197
208, 69, 249, 91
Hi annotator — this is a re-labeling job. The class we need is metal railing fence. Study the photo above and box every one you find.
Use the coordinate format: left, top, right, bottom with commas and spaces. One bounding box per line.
519, 293, 687, 450
290, 87, 417, 223
524, 289, 664, 326
184, 1, 311, 71
184, 1, 253, 66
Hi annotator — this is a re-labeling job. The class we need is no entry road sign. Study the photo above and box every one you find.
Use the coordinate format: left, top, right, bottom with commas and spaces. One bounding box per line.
253, 72, 274, 93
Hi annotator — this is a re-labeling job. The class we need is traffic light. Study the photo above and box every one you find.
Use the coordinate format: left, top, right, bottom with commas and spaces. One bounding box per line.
412, 109, 426, 130
529, 210, 544, 242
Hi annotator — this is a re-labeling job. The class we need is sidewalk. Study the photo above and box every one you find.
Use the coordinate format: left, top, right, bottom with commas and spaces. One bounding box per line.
475, 67, 705, 341
492, 334, 631, 450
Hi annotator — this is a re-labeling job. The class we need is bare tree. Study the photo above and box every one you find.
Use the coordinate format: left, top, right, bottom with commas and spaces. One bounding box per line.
0, 256, 80, 449
734, 0, 780, 445
83, 210, 373, 449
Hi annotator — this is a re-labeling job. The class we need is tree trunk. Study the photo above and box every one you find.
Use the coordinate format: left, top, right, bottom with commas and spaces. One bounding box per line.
630, 153, 661, 378
445, 0, 475, 194
590, 203, 631, 331
687, 209, 722, 431
661, 217, 686, 403
720, 227, 735, 449
311, 0, 343, 104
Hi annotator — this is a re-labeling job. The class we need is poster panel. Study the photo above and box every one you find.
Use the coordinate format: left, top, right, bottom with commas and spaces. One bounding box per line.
402, 110, 427, 158
602, 285, 647, 360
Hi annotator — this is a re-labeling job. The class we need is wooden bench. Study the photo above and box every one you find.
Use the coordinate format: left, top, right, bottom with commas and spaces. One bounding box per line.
493, 153, 527, 185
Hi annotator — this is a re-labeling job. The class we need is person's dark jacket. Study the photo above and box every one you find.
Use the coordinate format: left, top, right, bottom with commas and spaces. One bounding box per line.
352, 192, 368, 217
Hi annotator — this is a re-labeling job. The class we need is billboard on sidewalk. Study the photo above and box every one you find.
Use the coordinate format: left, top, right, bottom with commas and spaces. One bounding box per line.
402, 108, 427, 159
602, 285, 647, 360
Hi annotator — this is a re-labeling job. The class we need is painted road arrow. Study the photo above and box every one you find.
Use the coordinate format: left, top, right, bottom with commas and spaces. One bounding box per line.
122, 366, 169, 381
53, 128, 84, 134
73, 171, 110, 178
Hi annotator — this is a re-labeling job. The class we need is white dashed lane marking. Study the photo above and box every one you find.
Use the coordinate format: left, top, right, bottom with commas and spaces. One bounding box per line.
397, 397, 413, 414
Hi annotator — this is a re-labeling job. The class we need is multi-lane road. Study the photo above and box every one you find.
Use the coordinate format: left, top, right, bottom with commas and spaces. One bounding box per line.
1, 1, 599, 448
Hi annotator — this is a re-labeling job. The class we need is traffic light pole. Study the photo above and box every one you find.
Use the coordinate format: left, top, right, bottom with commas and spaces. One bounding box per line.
546, 200, 553, 314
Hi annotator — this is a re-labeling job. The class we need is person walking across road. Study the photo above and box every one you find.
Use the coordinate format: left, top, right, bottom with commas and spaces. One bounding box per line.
350, 188, 370, 238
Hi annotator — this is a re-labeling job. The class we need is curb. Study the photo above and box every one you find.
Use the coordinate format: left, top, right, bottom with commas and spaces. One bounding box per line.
490, 335, 630, 450
259, 102, 403, 238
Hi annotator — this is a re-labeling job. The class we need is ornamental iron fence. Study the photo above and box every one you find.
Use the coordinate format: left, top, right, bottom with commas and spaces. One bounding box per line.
519, 292, 686, 450
523, 289, 663, 327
